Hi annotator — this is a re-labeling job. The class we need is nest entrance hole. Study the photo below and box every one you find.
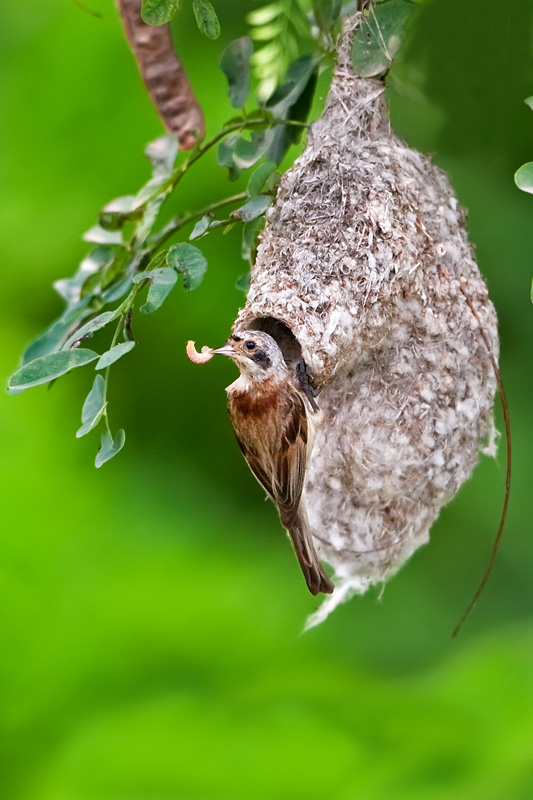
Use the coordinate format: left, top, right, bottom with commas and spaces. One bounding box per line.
245, 317, 302, 368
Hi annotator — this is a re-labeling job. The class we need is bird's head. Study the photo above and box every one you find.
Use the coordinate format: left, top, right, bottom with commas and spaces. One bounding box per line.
213, 331, 288, 381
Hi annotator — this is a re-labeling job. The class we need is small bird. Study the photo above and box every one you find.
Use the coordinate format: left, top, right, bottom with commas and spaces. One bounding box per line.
212, 331, 334, 596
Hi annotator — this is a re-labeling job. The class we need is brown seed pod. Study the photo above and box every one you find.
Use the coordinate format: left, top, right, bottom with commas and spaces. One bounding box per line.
117, 0, 205, 150
234, 14, 498, 627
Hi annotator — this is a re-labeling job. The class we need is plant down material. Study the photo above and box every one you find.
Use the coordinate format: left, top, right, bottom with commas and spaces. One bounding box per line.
235, 13, 498, 626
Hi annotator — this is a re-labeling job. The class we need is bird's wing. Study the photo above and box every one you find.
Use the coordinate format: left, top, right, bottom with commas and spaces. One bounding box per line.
233, 389, 333, 596
274, 390, 309, 526
234, 388, 308, 527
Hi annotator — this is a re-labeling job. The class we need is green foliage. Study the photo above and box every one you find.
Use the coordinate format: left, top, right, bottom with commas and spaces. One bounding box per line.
220, 38, 254, 108
192, 0, 221, 39
311, 0, 342, 34
141, 0, 220, 39
233, 128, 274, 168
9, 0, 417, 467
246, 161, 278, 196
8, 115, 280, 463
167, 243, 208, 290
236, 272, 252, 292
247, 0, 315, 100
515, 97, 533, 301
9, 349, 100, 390
515, 99, 533, 194
77, 375, 106, 438
141, 0, 182, 26
351, 0, 416, 78
95, 429, 126, 468
189, 214, 213, 239
95, 341, 136, 370
232, 195, 272, 222
514, 162, 533, 194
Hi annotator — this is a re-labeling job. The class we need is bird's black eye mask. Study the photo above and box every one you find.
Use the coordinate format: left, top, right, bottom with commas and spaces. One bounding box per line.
251, 349, 271, 369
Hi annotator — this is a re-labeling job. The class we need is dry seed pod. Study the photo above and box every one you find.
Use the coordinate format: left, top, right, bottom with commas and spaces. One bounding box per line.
117, 0, 205, 149
234, 14, 498, 626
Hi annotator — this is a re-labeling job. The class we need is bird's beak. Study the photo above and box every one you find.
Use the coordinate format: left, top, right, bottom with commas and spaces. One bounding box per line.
211, 342, 235, 357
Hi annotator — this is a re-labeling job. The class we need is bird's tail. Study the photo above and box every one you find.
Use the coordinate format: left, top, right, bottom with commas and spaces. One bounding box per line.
286, 512, 334, 596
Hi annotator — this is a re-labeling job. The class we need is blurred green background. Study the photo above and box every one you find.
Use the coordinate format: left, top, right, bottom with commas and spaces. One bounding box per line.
1, 0, 533, 798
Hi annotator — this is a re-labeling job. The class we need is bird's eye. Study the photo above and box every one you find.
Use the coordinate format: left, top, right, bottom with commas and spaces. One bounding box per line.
245, 341, 256, 351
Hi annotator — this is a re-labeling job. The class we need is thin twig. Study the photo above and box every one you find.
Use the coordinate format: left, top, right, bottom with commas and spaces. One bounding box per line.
152, 192, 248, 248
452, 285, 512, 638
102, 318, 125, 436
72, 0, 102, 18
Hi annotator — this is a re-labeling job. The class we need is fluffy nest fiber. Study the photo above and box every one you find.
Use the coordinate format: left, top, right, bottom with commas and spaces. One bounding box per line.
234, 13, 498, 626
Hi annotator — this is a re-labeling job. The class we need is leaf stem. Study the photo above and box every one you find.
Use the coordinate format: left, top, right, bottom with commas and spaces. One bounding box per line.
102, 318, 124, 436
282, 119, 312, 129
152, 192, 248, 248
168, 118, 270, 191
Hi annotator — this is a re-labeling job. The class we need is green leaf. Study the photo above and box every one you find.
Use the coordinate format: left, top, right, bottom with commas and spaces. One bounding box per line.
235, 273, 251, 293
8, 349, 100, 390
101, 275, 134, 304
217, 134, 241, 181
145, 250, 169, 272
141, 0, 182, 25
99, 196, 143, 230
145, 135, 179, 178
95, 341, 136, 370
525, 97, 533, 111
55, 246, 115, 304
135, 175, 169, 208
220, 37, 253, 108
63, 311, 118, 350
83, 225, 123, 245
266, 55, 319, 115
241, 216, 265, 261
133, 267, 178, 313
192, 0, 220, 39
217, 135, 238, 167
267, 69, 317, 165
80, 267, 105, 299
266, 170, 282, 192
95, 429, 126, 468
21, 298, 93, 365
76, 375, 106, 438
312, 0, 342, 33
351, 0, 415, 78
246, 161, 277, 197
250, 22, 282, 42
514, 162, 533, 194
246, 3, 282, 26
190, 215, 213, 240
233, 130, 274, 169
137, 194, 169, 246
232, 195, 272, 223
167, 243, 208, 291
100, 247, 130, 289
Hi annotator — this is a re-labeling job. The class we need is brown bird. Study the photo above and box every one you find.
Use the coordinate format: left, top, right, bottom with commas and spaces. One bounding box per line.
212, 331, 334, 596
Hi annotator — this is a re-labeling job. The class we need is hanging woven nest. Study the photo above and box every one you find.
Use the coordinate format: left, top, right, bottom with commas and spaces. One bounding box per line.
234, 13, 498, 626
